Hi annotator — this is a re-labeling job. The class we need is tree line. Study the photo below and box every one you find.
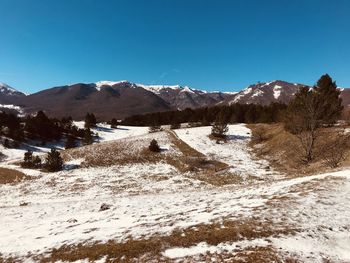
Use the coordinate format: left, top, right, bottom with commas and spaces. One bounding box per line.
0, 111, 98, 149
122, 102, 287, 127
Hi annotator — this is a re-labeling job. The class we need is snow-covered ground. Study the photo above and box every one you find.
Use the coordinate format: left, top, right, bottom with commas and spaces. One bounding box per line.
73, 121, 149, 142
0, 124, 349, 262
0, 123, 149, 163
175, 124, 278, 178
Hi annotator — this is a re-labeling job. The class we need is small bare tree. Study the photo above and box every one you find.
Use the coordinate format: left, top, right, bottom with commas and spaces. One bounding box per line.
285, 75, 343, 164
252, 126, 268, 143
321, 132, 349, 168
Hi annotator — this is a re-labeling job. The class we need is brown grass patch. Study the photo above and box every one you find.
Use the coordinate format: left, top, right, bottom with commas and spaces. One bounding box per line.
248, 123, 350, 176
195, 172, 244, 186
167, 130, 204, 158
167, 131, 228, 174
34, 218, 296, 262
61, 130, 229, 178
0, 167, 31, 184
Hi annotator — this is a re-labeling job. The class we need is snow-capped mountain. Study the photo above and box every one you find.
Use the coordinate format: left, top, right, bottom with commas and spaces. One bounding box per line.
133, 82, 233, 110
1, 80, 349, 120
90, 81, 234, 111
0, 82, 26, 104
226, 80, 304, 105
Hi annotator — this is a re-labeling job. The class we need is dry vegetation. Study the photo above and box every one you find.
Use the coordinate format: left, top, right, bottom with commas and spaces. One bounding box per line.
248, 123, 350, 176
62, 130, 229, 182
34, 218, 297, 263
0, 167, 31, 184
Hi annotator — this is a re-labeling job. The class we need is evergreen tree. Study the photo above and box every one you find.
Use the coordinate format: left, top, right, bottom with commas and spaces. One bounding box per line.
149, 123, 161, 133
170, 117, 181, 129
65, 134, 77, 149
149, 139, 161, 152
22, 150, 33, 168
21, 150, 41, 168
84, 113, 97, 129
82, 128, 93, 145
211, 111, 229, 139
45, 149, 63, 172
110, 118, 118, 129
24, 111, 61, 141
314, 74, 343, 125
200, 115, 210, 126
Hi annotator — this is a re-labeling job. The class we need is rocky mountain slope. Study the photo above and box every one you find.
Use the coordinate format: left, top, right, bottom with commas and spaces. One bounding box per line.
225, 80, 304, 105
0, 81, 234, 120
0, 83, 26, 104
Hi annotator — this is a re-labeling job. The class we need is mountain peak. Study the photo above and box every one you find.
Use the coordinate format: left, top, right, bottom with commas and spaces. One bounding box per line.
0, 82, 25, 96
0, 82, 17, 93
94, 80, 130, 90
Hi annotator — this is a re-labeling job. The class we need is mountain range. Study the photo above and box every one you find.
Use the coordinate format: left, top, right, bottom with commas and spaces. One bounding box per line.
0, 80, 349, 120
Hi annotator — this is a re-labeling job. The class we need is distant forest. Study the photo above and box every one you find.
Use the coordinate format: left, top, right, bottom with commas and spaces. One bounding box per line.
122, 103, 287, 126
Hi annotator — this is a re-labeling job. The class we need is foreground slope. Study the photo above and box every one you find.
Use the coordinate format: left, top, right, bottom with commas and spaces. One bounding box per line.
0, 124, 349, 262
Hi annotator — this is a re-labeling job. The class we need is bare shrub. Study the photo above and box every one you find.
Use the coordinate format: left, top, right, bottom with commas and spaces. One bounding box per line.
285, 75, 343, 164
321, 133, 349, 168
252, 127, 268, 143
149, 125, 161, 133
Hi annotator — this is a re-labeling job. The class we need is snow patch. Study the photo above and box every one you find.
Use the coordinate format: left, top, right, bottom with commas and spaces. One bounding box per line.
273, 85, 283, 99
94, 80, 129, 91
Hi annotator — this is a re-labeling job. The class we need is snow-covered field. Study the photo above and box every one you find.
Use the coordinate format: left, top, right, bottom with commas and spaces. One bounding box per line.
73, 121, 149, 142
175, 125, 278, 178
0, 124, 349, 262
0, 123, 149, 163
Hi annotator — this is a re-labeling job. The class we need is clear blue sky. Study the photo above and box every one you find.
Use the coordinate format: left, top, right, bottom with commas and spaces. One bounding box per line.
0, 0, 349, 93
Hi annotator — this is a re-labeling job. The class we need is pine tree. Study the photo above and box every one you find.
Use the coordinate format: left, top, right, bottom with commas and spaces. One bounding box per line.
170, 119, 181, 129
211, 111, 229, 139
110, 118, 118, 129
84, 113, 97, 129
22, 150, 33, 168
149, 123, 161, 133
83, 128, 93, 145
45, 149, 63, 172
65, 134, 77, 149
314, 74, 343, 125
21, 150, 42, 168
149, 139, 161, 152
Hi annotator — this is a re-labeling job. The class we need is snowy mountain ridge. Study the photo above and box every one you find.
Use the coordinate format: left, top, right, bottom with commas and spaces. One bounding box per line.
0, 82, 22, 95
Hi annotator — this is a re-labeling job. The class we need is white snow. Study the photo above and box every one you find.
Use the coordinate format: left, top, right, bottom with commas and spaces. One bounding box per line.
137, 84, 181, 94
0, 82, 19, 94
179, 86, 195, 94
0, 104, 23, 112
94, 80, 129, 91
175, 124, 276, 178
1, 124, 350, 262
273, 85, 283, 99
73, 122, 149, 142
251, 88, 264, 98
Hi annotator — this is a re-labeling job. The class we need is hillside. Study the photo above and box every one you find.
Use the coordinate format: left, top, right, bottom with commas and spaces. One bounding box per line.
0, 123, 350, 262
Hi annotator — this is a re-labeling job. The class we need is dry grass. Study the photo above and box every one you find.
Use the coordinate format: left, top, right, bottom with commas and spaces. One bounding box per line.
195, 171, 244, 186
0, 167, 31, 184
34, 218, 296, 262
248, 123, 350, 176
168, 131, 228, 174
61, 131, 229, 179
